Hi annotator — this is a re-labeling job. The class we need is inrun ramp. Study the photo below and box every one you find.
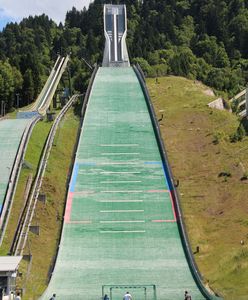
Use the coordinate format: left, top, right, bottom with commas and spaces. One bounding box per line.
41, 67, 207, 300
0, 119, 30, 212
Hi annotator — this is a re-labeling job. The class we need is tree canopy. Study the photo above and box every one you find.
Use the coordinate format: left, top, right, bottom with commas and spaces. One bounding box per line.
0, 0, 248, 112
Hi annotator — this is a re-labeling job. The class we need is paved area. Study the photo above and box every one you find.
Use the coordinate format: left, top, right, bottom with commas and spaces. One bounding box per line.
41, 68, 206, 300
0, 119, 29, 213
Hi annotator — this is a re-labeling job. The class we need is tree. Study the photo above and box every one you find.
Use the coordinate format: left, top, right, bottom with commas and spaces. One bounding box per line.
0, 60, 15, 110
22, 69, 34, 105
169, 47, 197, 78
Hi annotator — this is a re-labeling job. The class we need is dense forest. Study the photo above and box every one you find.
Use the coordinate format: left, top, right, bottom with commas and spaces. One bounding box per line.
1, 0, 248, 111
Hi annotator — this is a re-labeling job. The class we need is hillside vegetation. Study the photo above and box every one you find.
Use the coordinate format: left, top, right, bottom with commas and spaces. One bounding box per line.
1, 0, 248, 112
147, 76, 248, 299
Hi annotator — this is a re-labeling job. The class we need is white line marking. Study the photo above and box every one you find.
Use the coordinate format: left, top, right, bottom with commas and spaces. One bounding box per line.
100, 171, 140, 174
101, 153, 140, 156
100, 230, 146, 234
100, 220, 145, 223
99, 162, 139, 165
100, 210, 144, 213
99, 200, 143, 203
113, 13, 118, 61
100, 190, 143, 193
69, 221, 92, 224
100, 144, 139, 147
100, 181, 141, 184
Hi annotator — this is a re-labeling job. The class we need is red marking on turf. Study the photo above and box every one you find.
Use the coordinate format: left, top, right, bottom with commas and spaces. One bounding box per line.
147, 189, 169, 193
64, 192, 73, 223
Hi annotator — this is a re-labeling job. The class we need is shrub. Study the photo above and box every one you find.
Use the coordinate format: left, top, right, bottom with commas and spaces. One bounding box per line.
230, 123, 246, 142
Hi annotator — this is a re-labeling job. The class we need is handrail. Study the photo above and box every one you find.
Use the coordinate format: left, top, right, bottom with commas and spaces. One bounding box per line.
9, 174, 32, 255
133, 64, 223, 300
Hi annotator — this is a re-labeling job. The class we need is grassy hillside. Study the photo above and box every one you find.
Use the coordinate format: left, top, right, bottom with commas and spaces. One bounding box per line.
16, 108, 80, 299
147, 76, 248, 300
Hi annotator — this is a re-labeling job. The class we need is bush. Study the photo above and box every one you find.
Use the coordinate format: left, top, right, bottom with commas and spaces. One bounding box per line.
213, 131, 226, 144
169, 47, 197, 79
230, 123, 246, 142
231, 99, 239, 113
132, 57, 152, 76
241, 172, 248, 181
218, 170, 231, 181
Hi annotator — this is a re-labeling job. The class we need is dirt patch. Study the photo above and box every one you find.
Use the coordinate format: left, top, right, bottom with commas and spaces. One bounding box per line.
204, 88, 215, 96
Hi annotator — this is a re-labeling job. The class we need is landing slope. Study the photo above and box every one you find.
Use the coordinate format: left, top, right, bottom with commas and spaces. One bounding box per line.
0, 119, 30, 212
41, 67, 205, 300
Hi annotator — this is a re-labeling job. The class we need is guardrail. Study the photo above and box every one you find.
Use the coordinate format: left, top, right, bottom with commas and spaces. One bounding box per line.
13, 95, 78, 256
133, 64, 223, 300
0, 115, 41, 245
81, 66, 99, 117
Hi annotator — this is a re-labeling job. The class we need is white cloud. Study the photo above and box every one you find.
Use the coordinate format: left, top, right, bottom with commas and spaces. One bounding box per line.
0, 0, 91, 24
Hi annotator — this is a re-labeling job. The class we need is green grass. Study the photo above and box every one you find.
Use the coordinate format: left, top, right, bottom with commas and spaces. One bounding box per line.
17, 108, 80, 299
147, 76, 248, 300
0, 121, 52, 256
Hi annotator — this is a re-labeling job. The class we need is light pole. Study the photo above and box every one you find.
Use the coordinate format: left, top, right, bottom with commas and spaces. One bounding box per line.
16, 93, 20, 109
1, 101, 4, 116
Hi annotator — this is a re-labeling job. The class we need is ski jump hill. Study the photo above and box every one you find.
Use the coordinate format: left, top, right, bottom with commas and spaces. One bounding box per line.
41, 5, 222, 300
0, 55, 68, 245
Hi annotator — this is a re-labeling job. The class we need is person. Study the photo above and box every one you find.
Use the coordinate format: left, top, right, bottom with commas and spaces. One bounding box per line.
103, 294, 109, 300
184, 290, 192, 300
123, 291, 132, 300
49, 294, 56, 300
15, 292, 21, 300
10, 291, 14, 300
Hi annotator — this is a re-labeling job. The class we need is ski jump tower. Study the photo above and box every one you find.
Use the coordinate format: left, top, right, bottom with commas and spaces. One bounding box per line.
102, 4, 130, 67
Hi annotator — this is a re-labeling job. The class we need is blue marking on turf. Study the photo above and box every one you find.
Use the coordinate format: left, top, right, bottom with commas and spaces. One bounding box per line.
69, 164, 79, 192
144, 161, 162, 165
78, 162, 96, 166
161, 163, 171, 191
0, 204, 2, 213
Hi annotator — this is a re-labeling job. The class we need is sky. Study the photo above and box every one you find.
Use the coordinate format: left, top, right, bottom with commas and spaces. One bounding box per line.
0, 0, 91, 30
